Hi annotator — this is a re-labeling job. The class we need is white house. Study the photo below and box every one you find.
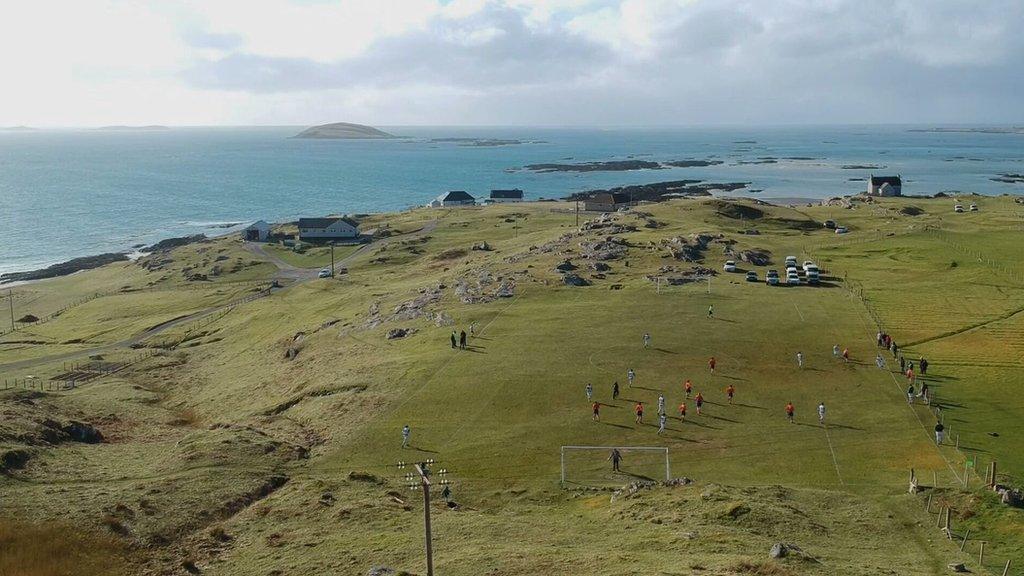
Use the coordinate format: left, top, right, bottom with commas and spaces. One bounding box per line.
428, 190, 476, 207
488, 189, 524, 203
242, 220, 271, 242
867, 175, 902, 197
297, 217, 359, 241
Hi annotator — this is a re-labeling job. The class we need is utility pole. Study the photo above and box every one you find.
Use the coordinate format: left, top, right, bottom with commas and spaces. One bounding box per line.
8, 289, 14, 332
414, 463, 435, 576
330, 243, 336, 277
575, 199, 579, 228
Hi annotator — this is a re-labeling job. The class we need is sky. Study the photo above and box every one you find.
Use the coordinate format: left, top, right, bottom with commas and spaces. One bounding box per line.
2, 0, 1022, 127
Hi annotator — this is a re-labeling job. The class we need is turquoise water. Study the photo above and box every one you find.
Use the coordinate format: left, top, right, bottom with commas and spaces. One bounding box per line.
1, 125, 1022, 274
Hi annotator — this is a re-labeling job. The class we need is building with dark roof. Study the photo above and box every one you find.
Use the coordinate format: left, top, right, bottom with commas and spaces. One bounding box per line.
297, 216, 359, 241
488, 189, 524, 203
428, 190, 476, 207
584, 192, 632, 212
868, 175, 902, 197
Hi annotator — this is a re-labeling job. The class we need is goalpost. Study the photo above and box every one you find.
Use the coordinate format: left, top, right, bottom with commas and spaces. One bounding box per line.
560, 446, 670, 486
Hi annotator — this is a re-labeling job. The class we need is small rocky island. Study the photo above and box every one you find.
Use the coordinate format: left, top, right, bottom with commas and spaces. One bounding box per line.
293, 122, 396, 139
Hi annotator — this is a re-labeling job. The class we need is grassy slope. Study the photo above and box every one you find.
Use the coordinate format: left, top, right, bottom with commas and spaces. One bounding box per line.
1, 197, 1022, 575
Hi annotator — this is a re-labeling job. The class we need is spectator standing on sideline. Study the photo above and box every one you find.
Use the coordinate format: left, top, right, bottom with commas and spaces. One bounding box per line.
796, 351, 804, 369
459, 330, 467, 350
450, 331, 457, 349
643, 333, 651, 349
906, 384, 915, 404
708, 304, 714, 318
833, 344, 841, 358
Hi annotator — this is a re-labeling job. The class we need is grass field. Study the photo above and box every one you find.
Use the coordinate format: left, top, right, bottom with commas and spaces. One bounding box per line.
1, 196, 1022, 575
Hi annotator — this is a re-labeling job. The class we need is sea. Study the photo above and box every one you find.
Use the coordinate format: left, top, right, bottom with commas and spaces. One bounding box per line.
1, 125, 1022, 275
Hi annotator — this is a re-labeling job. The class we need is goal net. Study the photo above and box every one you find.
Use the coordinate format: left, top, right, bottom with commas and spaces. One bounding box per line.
560, 446, 670, 487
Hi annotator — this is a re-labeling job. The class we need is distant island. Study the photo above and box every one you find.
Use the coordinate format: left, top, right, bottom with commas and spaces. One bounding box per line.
908, 127, 1024, 135
0, 125, 37, 131
95, 125, 170, 131
292, 122, 396, 139
522, 158, 723, 173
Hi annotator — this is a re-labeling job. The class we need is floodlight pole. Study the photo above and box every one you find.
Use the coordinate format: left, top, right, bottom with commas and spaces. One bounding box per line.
414, 463, 435, 576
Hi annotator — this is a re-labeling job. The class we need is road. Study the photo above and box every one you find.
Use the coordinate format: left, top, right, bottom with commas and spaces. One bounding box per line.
0, 221, 437, 373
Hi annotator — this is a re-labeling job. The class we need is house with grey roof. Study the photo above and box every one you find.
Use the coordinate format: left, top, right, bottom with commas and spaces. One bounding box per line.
428, 190, 476, 207
297, 216, 359, 241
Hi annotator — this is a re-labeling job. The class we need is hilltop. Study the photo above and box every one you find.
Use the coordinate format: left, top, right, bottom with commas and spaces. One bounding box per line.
1, 195, 1023, 575
292, 122, 396, 139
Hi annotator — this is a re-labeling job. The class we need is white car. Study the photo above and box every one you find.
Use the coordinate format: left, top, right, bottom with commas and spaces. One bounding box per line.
806, 271, 820, 284
970, 203, 979, 212
723, 260, 737, 272
787, 272, 801, 285
835, 227, 849, 234
804, 264, 819, 275
318, 268, 332, 278
954, 204, 964, 213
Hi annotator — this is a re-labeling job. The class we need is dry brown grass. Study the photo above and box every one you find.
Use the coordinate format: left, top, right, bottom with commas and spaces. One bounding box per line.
729, 560, 796, 576
0, 519, 129, 576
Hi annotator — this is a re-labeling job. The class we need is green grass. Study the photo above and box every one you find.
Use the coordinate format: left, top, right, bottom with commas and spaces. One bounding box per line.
262, 242, 361, 268
1, 197, 1022, 575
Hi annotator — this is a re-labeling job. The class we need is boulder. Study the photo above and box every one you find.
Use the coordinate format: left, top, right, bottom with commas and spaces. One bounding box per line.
385, 328, 415, 340
739, 250, 771, 266
947, 563, 968, 573
591, 262, 611, 272
16, 314, 39, 323
562, 274, 590, 287
555, 260, 577, 272
471, 241, 492, 251
769, 543, 788, 558
64, 421, 104, 444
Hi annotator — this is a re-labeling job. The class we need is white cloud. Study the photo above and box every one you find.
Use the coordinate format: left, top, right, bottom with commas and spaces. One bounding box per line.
0, 0, 1021, 126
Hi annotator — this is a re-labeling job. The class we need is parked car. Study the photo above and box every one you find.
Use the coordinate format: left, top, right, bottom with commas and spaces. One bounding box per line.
835, 227, 849, 234
787, 271, 801, 285
804, 264, 819, 276
786, 265, 798, 276
824, 220, 837, 229
802, 260, 815, 270
954, 204, 964, 213
806, 271, 820, 284
766, 270, 780, 285
318, 268, 332, 278
745, 271, 758, 282
723, 260, 737, 272
970, 203, 979, 212
785, 256, 798, 268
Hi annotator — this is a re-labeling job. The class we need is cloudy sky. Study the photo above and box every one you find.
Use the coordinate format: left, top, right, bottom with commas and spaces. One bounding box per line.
3, 0, 1022, 127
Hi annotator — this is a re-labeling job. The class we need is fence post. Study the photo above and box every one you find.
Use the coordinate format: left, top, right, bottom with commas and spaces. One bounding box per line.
979, 541, 985, 565
1002, 560, 1010, 576
960, 529, 970, 552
